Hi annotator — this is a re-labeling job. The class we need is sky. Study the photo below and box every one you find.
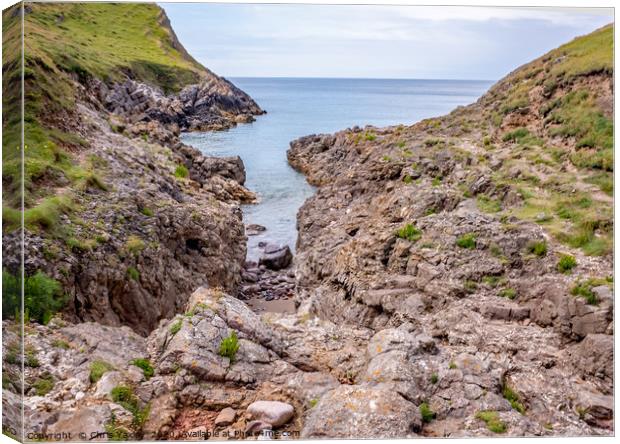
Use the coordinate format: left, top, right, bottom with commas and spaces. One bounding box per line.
161, 3, 613, 80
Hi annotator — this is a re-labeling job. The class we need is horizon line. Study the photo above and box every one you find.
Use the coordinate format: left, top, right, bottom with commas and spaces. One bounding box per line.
223, 75, 497, 82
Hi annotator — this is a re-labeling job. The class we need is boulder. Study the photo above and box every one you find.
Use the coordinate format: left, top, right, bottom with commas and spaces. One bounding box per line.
246, 400, 294, 427
214, 407, 236, 427
301, 385, 421, 438
259, 244, 293, 270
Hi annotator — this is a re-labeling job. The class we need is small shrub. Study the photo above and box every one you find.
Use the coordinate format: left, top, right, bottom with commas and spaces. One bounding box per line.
476, 410, 507, 433
430, 373, 439, 384
169, 319, 182, 335
403, 175, 413, 185
364, 132, 376, 141
130, 358, 154, 380
396, 141, 406, 148
464, 280, 478, 294
140, 207, 154, 217
448, 361, 457, 370
527, 240, 548, 257
431, 177, 442, 187
219, 331, 240, 362
419, 402, 435, 423
111, 385, 149, 426
570, 278, 609, 305
90, 360, 114, 383
2, 269, 66, 325
502, 127, 530, 142
174, 165, 189, 178
482, 276, 500, 288
557, 254, 577, 273
127, 266, 140, 281
309, 398, 319, 408
396, 224, 422, 242
502, 384, 526, 414
499, 288, 517, 300
25, 349, 40, 368
125, 236, 145, 255
456, 233, 476, 249
52, 339, 70, 350
105, 414, 129, 441
32, 374, 54, 396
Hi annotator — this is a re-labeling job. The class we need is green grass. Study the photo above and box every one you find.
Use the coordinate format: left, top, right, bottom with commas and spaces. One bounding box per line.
110, 385, 150, 427
545, 90, 612, 171
174, 165, 189, 179
127, 266, 140, 281
430, 373, 439, 384
3, 2, 208, 226
502, 384, 526, 414
125, 236, 145, 255
464, 280, 478, 294
456, 233, 476, 249
419, 403, 435, 423
527, 240, 548, 257
395, 223, 422, 242
431, 177, 442, 187
499, 288, 517, 300
32, 374, 55, 396
476, 411, 507, 434
52, 339, 71, 350
140, 207, 154, 217
585, 172, 613, 196
570, 278, 611, 305
219, 331, 240, 363
89, 360, 115, 383
169, 319, 182, 335
448, 361, 457, 370
130, 358, 154, 380
477, 195, 501, 213
557, 254, 577, 273
364, 132, 376, 141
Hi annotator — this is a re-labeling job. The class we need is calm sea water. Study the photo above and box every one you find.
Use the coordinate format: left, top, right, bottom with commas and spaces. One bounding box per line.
181, 77, 492, 260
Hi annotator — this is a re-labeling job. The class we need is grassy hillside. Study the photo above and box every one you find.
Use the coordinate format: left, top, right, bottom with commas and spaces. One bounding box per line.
2, 3, 211, 229
472, 25, 613, 255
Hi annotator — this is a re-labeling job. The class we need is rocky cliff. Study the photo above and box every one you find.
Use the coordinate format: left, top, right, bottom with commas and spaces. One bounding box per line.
1, 11, 613, 442
2, 3, 263, 333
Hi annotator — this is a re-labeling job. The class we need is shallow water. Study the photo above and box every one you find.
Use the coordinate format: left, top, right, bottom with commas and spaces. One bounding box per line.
181, 77, 492, 260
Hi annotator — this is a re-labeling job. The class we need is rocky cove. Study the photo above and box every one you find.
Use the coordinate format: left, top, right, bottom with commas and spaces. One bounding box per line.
2, 4, 614, 441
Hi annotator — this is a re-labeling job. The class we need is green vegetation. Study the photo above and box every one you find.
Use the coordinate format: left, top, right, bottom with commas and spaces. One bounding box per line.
111, 385, 150, 427
448, 361, 457, 370
502, 384, 526, 414
219, 331, 240, 362
527, 240, 548, 257
90, 360, 115, 383
477, 195, 501, 213
557, 254, 577, 273
130, 358, 154, 380
309, 398, 319, 408
125, 236, 145, 255
476, 411, 507, 434
402, 175, 414, 185
174, 164, 189, 179
464, 280, 478, 294
364, 131, 376, 141
140, 207, 154, 217
52, 339, 71, 350
545, 90, 612, 171
169, 319, 182, 335
482, 275, 501, 288
430, 373, 439, 384
105, 414, 130, 441
419, 402, 435, 423
395, 223, 422, 242
431, 176, 442, 187
571, 277, 611, 305
127, 266, 140, 281
456, 233, 476, 249
2, 269, 65, 324
499, 288, 517, 300
3, 3, 208, 229
32, 374, 55, 396
585, 172, 613, 196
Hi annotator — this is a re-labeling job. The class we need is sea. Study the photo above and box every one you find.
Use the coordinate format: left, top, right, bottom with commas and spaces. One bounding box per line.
180, 77, 493, 260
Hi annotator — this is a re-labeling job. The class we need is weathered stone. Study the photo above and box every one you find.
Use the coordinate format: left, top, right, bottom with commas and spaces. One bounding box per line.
214, 407, 236, 427
259, 244, 293, 270
246, 400, 294, 427
302, 385, 421, 438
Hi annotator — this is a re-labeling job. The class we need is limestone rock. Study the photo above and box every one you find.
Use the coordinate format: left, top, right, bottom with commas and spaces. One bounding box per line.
247, 400, 294, 427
